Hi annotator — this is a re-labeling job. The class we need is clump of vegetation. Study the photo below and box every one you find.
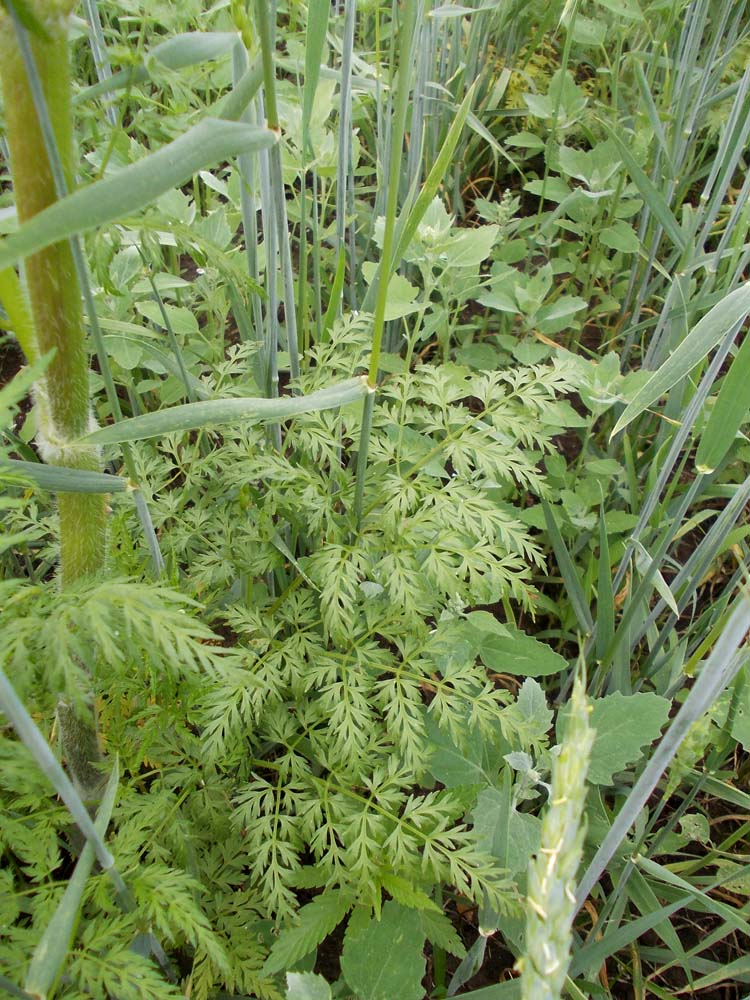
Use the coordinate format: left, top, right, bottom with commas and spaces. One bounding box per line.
1, 1, 749, 999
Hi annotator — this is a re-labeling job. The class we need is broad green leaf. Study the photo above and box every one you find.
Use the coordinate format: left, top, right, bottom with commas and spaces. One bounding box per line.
695, 328, 750, 473
85, 376, 370, 444
425, 711, 501, 787
0, 119, 277, 271
0, 459, 129, 494
611, 281, 750, 437
442, 226, 499, 268
585, 691, 670, 785
340, 902, 425, 1000
466, 610, 569, 677
472, 784, 541, 877
362, 263, 420, 320
263, 892, 352, 976
286, 972, 332, 1000
25, 764, 119, 998
593, 0, 644, 19
599, 220, 641, 254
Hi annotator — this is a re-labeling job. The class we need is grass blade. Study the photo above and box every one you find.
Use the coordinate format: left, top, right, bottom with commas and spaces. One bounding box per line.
542, 500, 594, 635
85, 376, 370, 445
24, 763, 119, 999
611, 281, 750, 437
0, 459, 129, 493
604, 125, 687, 254
695, 327, 750, 472
576, 596, 750, 908
0, 119, 277, 271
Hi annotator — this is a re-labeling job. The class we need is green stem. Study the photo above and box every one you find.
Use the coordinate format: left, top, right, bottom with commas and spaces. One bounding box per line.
0, 1, 108, 802
353, 0, 417, 528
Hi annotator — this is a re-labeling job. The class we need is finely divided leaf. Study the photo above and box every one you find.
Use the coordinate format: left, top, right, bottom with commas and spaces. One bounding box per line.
420, 908, 467, 959
263, 891, 352, 976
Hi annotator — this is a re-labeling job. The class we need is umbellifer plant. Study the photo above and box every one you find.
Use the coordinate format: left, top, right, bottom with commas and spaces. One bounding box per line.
0, 0, 108, 799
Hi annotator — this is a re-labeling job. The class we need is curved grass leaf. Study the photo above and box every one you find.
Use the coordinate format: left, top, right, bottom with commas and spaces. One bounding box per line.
0, 666, 115, 873
611, 281, 750, 437
25, 763, 119, 999
576, 596, 750, 908
0, 119, 277, 271
695, 328, 750, 473
86, 376, 370, 444
0, 458, 130, 493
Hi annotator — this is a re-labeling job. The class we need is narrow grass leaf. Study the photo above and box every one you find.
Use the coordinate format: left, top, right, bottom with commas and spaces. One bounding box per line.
322, 246, 347, 340
24, 763, 119, 999
576, 597, 750, 907
595, 506, 614, 660
636, 856, 750, 936
86, 376, 370, 444
542, 500, 594, 634
611, 281, 750, 437
604, 127, 686, 253
569, 894, 694, 976
695, 328, 750, 472
689, 954, 750, 992
0, 667, 115, 873
302, 0, 330, 157
0, 975, 33, 1000
0, 459, 130, 493
0, 119, 277, 271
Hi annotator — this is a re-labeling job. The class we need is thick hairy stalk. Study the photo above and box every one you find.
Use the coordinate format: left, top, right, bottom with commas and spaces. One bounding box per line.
0, 1, 106, 587
0, 1, 106, 799
519, 676, 594, 1000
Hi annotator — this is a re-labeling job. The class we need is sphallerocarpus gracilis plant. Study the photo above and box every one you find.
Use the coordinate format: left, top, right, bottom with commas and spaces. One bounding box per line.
0, 0, 105, 587
0, 0, 110, 803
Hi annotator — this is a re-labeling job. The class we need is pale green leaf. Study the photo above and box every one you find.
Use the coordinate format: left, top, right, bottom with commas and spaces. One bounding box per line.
85, 377, 370, 444
586, 692, 670, 785
286, 972, 332, 1000
340, 902, 426, 1000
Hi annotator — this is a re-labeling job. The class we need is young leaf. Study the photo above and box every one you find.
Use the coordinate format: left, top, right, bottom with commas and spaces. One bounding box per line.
340, 902, 426, 1000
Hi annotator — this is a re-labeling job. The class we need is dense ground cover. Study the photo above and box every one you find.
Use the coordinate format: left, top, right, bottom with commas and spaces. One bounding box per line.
1, 1, 749, 998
